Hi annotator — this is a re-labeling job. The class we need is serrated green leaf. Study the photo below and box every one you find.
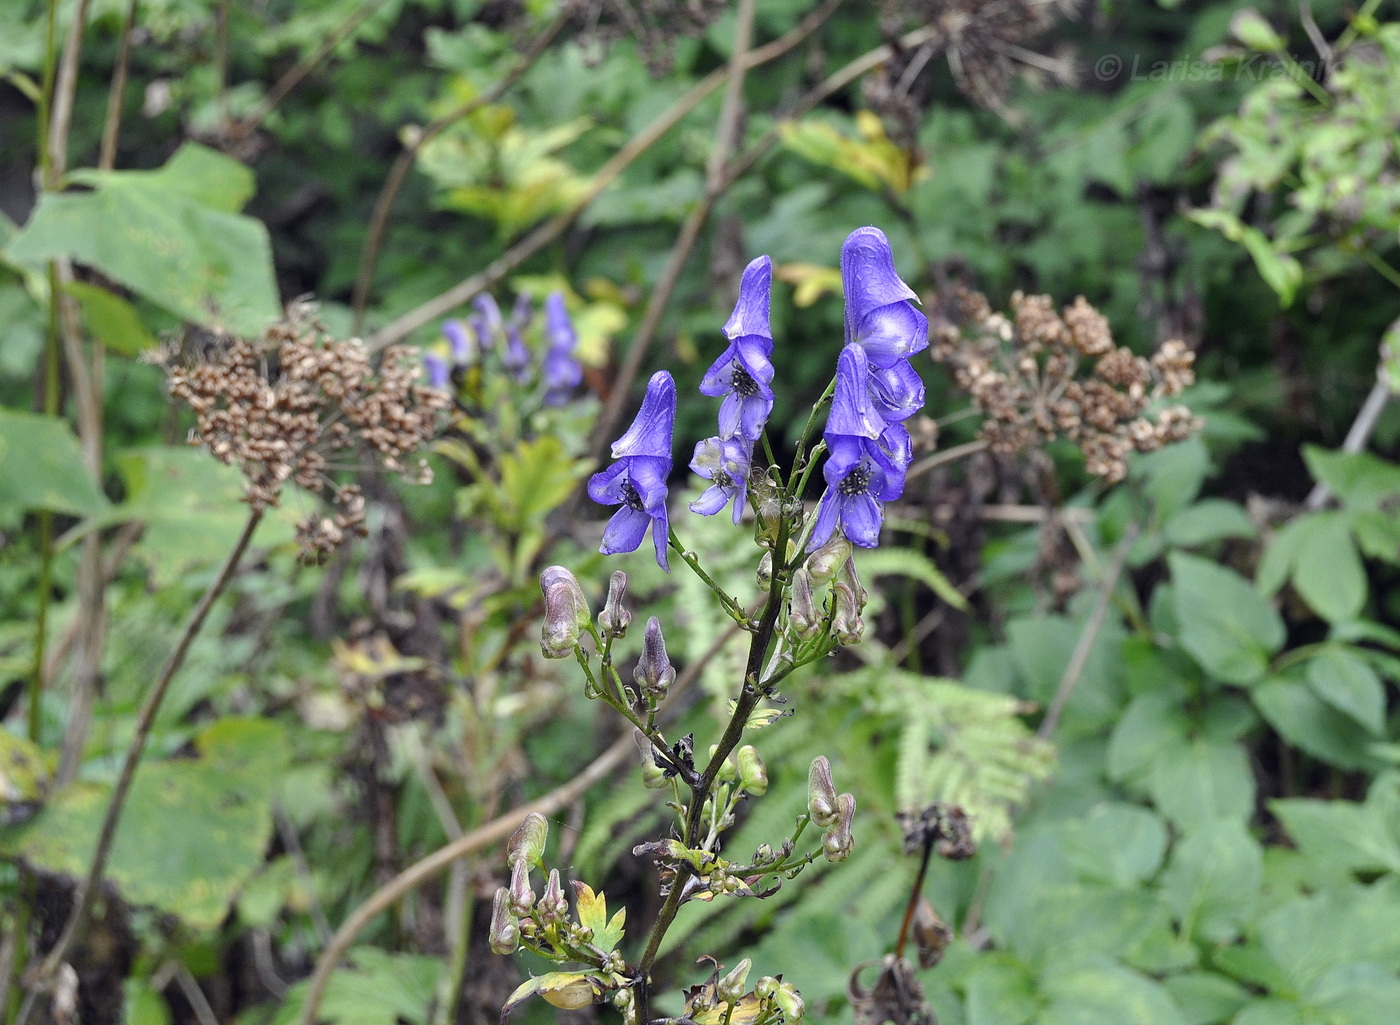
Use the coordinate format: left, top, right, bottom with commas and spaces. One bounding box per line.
573, 882, 625, 953
1170, 553, 1284, 684
1163, 499, 1257, 547
1271, 793, 1400, 876
0, 409, 108, 519
1302, 446, 1400, 511
1306, 646, 1385, 735
1159, 817, 1262, 943
274, 948, 443, 1025
1039, 958, 1188, 1025
1253, 677, 1378, 771
1149, 737, 1256, 830
965, 956, 1039, 1025
1291, 513, 1366, 623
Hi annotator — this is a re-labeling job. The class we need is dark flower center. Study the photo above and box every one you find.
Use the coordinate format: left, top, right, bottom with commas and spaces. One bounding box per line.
622, 479, 646, 511
838, 464, 871, 497
730, 363, 759, 398
713, 469, 734, 489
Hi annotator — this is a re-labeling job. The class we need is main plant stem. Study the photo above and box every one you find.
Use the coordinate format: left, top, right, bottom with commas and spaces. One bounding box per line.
16, 509, 263, 1025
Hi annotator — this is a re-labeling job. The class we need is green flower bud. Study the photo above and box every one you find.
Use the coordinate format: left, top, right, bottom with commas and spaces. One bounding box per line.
489, 887, 520, 955
507, 811, 548, 868
788, 570, 820, 642
633, 729, 669, 789
737, 745, 768, 796
807, 756, 838, 827
540, 566, 590, 658
757, 550, 773, 589
634, 617, 676, 700
822, 792, 856, 862
774, 983, 804, 1023
717, 959, 752, 1003
806, 536, 852, 587
599, 570, 631, 637
755, 976, 779, 1000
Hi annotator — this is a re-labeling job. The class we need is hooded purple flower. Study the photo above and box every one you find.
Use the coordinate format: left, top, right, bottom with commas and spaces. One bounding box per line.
542, 292, 583, 406
825, 344, 886, 443
700, 256, 775, 441
503, 324, 532, 383
808, 424, 912, 549
473, 294, 504, 350
443, 319, 475, 366
840, 227, 928, 369
689, 436, 752, 525
588, 371, 676, 571
512, 291, 535, 331
423, 351, 450, 391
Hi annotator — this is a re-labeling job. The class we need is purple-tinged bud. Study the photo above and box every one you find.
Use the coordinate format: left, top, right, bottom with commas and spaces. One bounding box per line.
423, 352, 450, 391
633, 729, 669, 789
489, 887, 520, 954
808, 756, 838, 827
503, 324, 532, 383
540, 566, 590, 658
788, 570, 819, 642
634, 617, 675, 700
599, 570, 631, 638
837, 556, 867, 609
737, 745, 768, 796
774, 983, 805, 1023
508, 858, 535, 915
807, 536, 853, 587
831, 582, 864, 646
443, 319, 475, 365
822, 793, 856, 862
717, 959, 752, 1003
512, 291, 535, 329
473, 294, 505, 348
539, 868, 567, 924
507, 811, 549, 868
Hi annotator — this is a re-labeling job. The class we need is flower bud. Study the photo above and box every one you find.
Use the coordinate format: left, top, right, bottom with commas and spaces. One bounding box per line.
774, 984, 804, 1023
717, 959, 752, 1003
837, 556, 867, 609
737, 745, 768, 796
822, 793, 856, 863
508, 858, 536, 914
831, 582, 863, 646
599, 570, 632, 637
806, 536, 852, 587
757, 550, 773, 589
507, 811, 549, 868
539, 868, 567, 924
788, 570, 819, 642
807, 756, 839, 827
540, 566, 591, 658
755, 977, 779, 1000
634, 617, 676, 699
489, 887, 520, 954
633, 729, 669, 789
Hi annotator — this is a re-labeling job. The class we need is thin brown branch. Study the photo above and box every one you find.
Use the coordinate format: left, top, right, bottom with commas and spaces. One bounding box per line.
351, 15, 567, 333
1304, 337, 1398, 510
295, 623, 738, 1025
365, 0, 844, 352
1037, 523, 1138, 739
98, 0, 139, 171
44, 0, 91, 187
18, 509, 264, 1025
228, 0, 379, 143
906, 439, 988, 483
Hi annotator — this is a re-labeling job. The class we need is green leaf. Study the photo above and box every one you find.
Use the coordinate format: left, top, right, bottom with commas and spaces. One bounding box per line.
573, 882, 626, 953
63, 280, 156, 355
1253, 677, 1378, 771
856, 548, 969, 610
1060, 803, 1168, 889
1291, 513, 1366, 623
1107, 692, 1190, 791
0, 408, 108, 518
1257, 516, 1307, 596
1258, 881, 1400, 991
1039, 958, 1188, 1025
1159, 818, 1263, 943
1161, 972, 1250, 1025
0, 718, 287, 930
1187, 208, 1301, 306
5, 144, 278, 336
1306, 646, 1385, 735
1271, 795, 1400, 876
1150, 737, 1256, 831
1163, 499, 1258, 547
500, 971, 614, 1018
1169, 553, 1285, 684
1302, 446, 1400, 511
965, 956, 1039, 1025
274, 948, 444, 1025
71, 142, 256, 212
496, 435, 592, 530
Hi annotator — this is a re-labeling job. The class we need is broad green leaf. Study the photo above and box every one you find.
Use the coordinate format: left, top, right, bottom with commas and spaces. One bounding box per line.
1306, 646, 1385, 735
274, 948, 444, 1025
1302, 446, 1400, 511
1291, 513, 1366, 623
1159, 817, 1262, 943
1006, 614, 1123, 730
1107, 692, 1191, 791
63, 280, 156, 355
1169, 553, 1284, 684
1163, 499, 1257, 547
0, 718, 287, 930
1161, 972, 1250, 1025
496, 435, 592, 530
1258, 880, 1400, 991
1271, 797, 1400, 875
1039, 957, 1188, 1025
1257, 516, 1307, 596
1306, 963, 1400, 1025
124, 979, 173, 1025
1187, 208, 1301, 306
965, 956, 1039, 1025
1149, 737, 1255, 830
5, 144, 278, 336
1231, 1000, 1304, 1025
1133, 437, 1209, 522
1060, 803, 1168, 888
1253, 677, 1378, 771
0, 408, 108, 519
70, 142, 256, 212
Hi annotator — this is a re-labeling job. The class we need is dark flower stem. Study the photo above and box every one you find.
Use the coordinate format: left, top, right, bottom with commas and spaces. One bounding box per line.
17, 509, 264, 1025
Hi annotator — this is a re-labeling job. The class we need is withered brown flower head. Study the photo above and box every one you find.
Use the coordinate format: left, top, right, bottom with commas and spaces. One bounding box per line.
163, 304, 450, 563
932, 287, 1200, 483
562, 0, 727, 75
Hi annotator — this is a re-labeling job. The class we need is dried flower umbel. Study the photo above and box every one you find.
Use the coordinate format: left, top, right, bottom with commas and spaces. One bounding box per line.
163, 306, 449, 562
931, 287, 1200, 483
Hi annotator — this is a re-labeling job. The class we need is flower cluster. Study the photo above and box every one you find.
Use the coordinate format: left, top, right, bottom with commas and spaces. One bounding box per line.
931, 286, 1201, 482
809, 227, 926, 550
163, 303, 448, 562
424, 289, 583, 407
587, 371, 676, 571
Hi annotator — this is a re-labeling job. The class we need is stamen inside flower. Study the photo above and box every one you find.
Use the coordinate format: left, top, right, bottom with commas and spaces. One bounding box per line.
730, 364, 759, 398
838, 464, 871, 497
622, 480, 646, 511
713, 469, 734, 489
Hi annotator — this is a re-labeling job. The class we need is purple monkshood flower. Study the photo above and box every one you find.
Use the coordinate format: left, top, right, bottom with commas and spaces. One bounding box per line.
808, 424, 912, 549
826, 344, 887, 442
423, 351, 450, 391
841, 227, 929, 370
473, 294, 504, 350
689, 436, 752, 525
503, 324, 532, 383
700, 256, 775, 442
443, 319, 475, 365
588, 371, 676, 571
542, 292, 583, 406
512, 291, 535, 330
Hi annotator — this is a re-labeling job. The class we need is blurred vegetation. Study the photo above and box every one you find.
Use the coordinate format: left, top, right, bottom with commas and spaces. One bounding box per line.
2, 1, 1400, 1024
